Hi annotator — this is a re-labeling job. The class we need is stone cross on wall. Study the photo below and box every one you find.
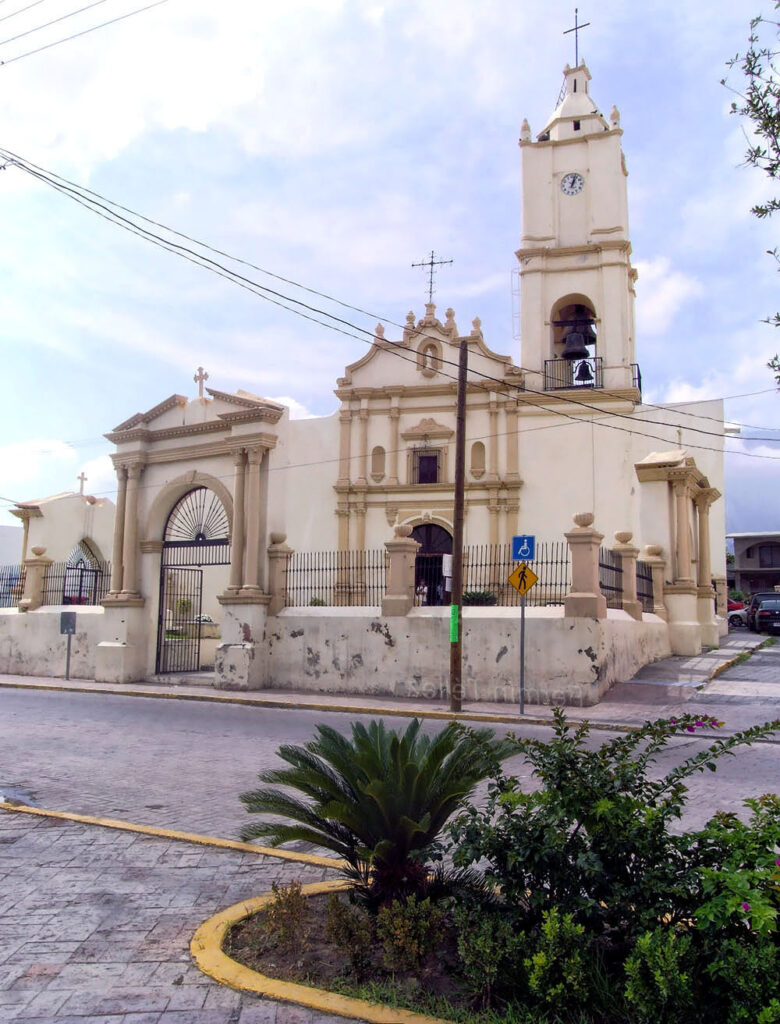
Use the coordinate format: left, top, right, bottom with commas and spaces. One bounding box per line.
194, 366, 209, 398
77, 472, 87, 496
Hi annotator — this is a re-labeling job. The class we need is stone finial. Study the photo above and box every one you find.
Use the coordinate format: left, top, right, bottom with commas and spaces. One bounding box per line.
614, 531, 633, 545
444, 307, 458, 336
610, 105, 620, 128
269, 532, 287, 546
471, 316, 483, 339
31, 546, 46, 557
572, 512, 594, 528
375, 323, 385, 340
520, 118, 531, 141
394, 523, 413, 538
644, 544, 663, 558
403, 310, 417, 343
423, 302, 437, 323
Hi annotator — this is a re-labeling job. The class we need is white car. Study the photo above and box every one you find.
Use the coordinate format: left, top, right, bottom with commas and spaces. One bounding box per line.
728, 608, 747, 628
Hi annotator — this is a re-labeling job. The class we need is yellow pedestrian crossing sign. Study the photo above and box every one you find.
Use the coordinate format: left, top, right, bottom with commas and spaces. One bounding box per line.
508, 562, 538, 596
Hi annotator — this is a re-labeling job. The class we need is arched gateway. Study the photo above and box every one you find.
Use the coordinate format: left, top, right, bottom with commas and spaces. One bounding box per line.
411, 524, 452, 606
156, 487, 230, 674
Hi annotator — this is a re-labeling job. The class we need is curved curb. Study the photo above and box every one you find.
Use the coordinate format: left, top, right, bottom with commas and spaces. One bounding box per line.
191, 880, 450, 1024
0, 803, 343, 869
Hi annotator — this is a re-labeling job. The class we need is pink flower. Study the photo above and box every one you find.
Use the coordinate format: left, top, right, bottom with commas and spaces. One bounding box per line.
741, 902, 751, 913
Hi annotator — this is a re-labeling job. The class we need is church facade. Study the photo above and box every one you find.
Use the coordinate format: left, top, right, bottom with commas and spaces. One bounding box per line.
3, 62, 728, 702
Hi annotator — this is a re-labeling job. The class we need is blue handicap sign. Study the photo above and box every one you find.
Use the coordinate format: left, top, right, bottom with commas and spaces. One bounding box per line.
512, 535, 535, 561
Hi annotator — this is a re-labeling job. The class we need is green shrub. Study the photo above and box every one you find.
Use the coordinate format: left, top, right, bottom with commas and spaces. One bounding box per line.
325, 893, 374, 974
702, 935, 780, 1024
262, 881, 308, 954
240, 718, 512, 909
454, 904, 522, 1006
376, 895, 444, 971
309, 596, 326, 606
462, 590, 498, 605
524, 907, 590, 1014
449, 710, 780, 948
623, 927, 694, 1024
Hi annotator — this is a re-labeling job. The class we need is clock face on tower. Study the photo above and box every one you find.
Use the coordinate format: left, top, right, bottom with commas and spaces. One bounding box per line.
561, 172, 585, 196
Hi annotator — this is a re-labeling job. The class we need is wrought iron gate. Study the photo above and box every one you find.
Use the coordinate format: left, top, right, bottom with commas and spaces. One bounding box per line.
156, 566, 203, 674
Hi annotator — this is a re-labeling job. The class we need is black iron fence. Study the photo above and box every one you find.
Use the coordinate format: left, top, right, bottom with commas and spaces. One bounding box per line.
463, 542, 570, 607
544, 356, 603, 390
636, 560, 654, 614
598, 547, 624, 610
42, 561, 111, 606
284, 549, 387, 607
0, 564, 25, 608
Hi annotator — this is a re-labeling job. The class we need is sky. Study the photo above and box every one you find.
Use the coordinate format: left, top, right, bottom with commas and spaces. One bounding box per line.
0, 0, 778, 540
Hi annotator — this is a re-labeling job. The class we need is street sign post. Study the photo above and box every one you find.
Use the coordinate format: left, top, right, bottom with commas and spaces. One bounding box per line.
512, 534, 535, 561
60, 611, 76, 681
508, 562, 538, 714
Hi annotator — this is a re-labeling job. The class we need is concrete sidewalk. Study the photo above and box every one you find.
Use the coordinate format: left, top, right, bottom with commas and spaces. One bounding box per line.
0, 632, 777, 735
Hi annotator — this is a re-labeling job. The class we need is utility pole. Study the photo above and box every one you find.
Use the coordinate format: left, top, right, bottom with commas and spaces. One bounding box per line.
449, 335, 468, 712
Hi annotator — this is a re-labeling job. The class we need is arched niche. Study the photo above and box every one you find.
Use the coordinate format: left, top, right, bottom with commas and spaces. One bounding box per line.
371, 445, 386, 482
470, 441, 486, 479
550, 294, 598, 360
417, 338, 443, 377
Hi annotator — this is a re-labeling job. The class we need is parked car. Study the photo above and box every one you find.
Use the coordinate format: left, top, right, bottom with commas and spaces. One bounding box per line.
728, 607, 747, 628
747, 591, 780, 631
756, 598, 780, 635
728, 598, 744, 612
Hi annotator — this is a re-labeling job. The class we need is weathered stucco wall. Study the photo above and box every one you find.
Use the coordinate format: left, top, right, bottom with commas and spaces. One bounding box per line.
258, 606, 671, 706
0, 607, 105, 679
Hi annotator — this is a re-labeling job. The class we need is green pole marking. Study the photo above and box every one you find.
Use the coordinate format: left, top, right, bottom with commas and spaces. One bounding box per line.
449, 604, 459, 643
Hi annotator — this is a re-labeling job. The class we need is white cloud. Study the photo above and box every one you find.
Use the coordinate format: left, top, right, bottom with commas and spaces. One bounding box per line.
0, 440, 77, 498
634, 257, 703, 335
78, 454, 117, 503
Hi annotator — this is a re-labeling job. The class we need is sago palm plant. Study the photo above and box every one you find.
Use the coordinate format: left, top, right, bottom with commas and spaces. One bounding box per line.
239, 717, 510, 907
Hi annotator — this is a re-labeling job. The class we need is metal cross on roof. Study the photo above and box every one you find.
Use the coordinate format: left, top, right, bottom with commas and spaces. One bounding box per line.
563, 8, 590, 66
194, 366, 209, 398
411, 250, 453, 304
77, 472, 87, 496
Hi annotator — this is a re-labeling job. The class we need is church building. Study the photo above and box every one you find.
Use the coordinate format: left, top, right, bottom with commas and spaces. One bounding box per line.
3, 61, 728, 703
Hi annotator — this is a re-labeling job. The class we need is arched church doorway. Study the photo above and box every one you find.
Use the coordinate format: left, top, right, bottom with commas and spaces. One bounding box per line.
411, 524, 452, 606
156, 487, 231, 674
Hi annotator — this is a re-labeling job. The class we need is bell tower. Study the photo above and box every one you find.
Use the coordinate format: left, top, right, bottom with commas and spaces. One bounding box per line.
517, 62, 639, 398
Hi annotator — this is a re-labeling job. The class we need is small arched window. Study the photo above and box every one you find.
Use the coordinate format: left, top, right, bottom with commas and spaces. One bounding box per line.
470, 441, 486, 479
371, 445, 386, 482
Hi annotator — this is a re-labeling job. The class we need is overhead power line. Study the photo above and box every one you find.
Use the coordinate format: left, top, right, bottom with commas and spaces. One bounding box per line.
0, 0, 52, 27
0, 0, 167, 65
0, 0, 113, 47
2, 148, 779, 466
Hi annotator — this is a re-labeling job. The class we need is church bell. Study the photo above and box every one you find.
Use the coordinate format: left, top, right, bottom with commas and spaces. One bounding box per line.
560, 307, 597, 360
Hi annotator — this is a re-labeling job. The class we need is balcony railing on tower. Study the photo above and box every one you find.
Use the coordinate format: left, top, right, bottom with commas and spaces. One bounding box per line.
544, 356, 603, 391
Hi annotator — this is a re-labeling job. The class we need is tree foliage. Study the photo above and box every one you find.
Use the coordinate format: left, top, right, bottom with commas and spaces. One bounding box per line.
724, 4, 780, 376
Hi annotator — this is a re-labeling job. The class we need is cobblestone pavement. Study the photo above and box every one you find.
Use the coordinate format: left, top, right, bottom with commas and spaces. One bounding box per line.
0, 809, 356, 1024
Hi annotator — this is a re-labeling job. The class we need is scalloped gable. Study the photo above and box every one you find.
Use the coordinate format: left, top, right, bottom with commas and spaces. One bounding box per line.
336, 304, 522, 390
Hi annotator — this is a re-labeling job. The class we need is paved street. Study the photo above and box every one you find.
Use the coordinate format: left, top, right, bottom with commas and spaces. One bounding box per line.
0, 653, 778, 1022
0, 809, 349, 1023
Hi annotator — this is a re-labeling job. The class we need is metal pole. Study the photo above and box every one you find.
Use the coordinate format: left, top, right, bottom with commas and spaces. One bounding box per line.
449, 335, 468, 713
519, 592, 525, 715
65, 632, 72, 682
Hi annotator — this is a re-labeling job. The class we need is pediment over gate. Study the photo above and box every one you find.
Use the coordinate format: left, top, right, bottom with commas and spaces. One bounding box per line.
335, 303, 524, 393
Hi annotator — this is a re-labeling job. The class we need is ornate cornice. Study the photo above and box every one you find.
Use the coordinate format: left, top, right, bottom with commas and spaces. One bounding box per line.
112, 394, 187, 433
401, 417, 454, 442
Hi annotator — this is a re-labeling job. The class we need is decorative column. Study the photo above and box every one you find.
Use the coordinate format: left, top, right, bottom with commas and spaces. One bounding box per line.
257, 452, 270, 590
381, 524, 420, 616
337, 408, 352, 485
388, 404, 400, 485
242, 447, 262, 592
108, 466, 128, 595
120, 462, 144, 598
356, 403, 369, 485
642, 545, 668, 621
505, 398, 520, 482
614, 531, 642, 621
18, 546, 53, 613
694, 488, 720, 647
227, 450, 246, 592
673, 478, 693, 583
564, 512, 607, 619
487, 393, 499, 483
267, 532, 293, 616
336, 505, 350, 551
488, 490, 500, 546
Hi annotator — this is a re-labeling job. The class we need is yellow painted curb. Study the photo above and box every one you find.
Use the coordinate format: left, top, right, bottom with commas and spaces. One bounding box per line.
191, 880, 451, 1024
0, 803, 343, 869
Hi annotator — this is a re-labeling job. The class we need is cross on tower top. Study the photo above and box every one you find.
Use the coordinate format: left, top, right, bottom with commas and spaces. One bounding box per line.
563, 8, 590, 66
411, 250, 453, 304
77, 472, 87, 496
194, 366, 209, 398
